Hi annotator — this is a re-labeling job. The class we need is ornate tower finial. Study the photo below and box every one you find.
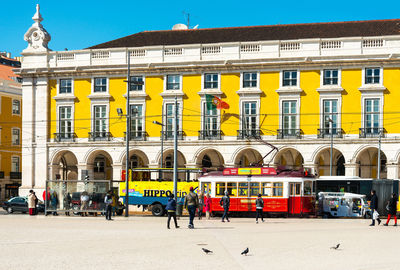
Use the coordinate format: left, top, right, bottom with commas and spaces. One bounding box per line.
23, 4, 51, 53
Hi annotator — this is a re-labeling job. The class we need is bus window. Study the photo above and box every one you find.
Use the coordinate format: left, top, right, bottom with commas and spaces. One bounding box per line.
261, 182, 272, 197
250, 182, 260, 197
216, 182, 226, 196
304, 181, 312, 195
238, 183, 248, 197
227, 182, 237, 197
273, 182, 283, 197
295, 183, 301, 195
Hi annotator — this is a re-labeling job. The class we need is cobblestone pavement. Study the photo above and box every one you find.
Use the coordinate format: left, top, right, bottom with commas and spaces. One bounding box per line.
0, 212, 399, 270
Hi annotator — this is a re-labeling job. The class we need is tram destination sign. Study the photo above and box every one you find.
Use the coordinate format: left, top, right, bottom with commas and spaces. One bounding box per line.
223, 167, 277, 176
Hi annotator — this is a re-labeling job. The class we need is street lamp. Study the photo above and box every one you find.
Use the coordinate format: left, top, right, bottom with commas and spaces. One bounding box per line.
328, 118, 334, 176
377, 129, 382, 179
123, 53, 143, 217
152, 120, 164, 180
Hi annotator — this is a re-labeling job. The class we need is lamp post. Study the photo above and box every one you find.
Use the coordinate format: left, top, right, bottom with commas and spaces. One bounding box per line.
152, 120, 164, 180
377, 129, 382, 179
329, 118, 334, 176
123, 53, 143, 217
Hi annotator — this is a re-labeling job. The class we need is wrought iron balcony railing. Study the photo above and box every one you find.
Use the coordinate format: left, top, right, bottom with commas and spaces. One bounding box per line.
161, 131, 184, 140
277, 129, 302, 139
54, 132, 77, 142
317, 128, 344, 138
237, 129, 261, 139
88, 132, 112, 141
359, 128, 385, 138
124, 131, 146, 141
198, 130, 222, 140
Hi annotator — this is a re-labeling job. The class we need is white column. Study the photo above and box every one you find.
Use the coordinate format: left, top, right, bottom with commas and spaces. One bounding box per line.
386, 163, 398, 179
112, 164, 123, 187
148, 163, 159, 180
345, 163, 359, 177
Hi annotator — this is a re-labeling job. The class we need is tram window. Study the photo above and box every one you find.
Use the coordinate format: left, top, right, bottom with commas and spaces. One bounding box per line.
250, 182, 260, 197
304, 181, 312, 195
238, 183, 248, 197
216, 182, 226, 196
273, 182, 283, 197
261, 182, 272, 197
226, 182, 237, 196
295, 183, 301, 195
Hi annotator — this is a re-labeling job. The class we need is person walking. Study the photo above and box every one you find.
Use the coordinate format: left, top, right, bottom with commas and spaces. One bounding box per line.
80, 191, 89, 216
384, 193, 398, 226
50, 191, 58, 216
198, 192, 204, 220
166, 194, 179, 229
43, 187, 50, 216
220, 191, 230, 222
104, 191, 113, 220
370, 190, 381, 226
33, 191, 38, 215
111, 192, 118, 217
64, 192, 71, 216
204, 193, 212, 220
256, 194, 265, 223
184, 187, 199, 229
28, 190, 36, 216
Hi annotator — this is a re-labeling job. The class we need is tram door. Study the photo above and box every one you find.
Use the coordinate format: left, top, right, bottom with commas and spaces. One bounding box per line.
288, 183, 302, 214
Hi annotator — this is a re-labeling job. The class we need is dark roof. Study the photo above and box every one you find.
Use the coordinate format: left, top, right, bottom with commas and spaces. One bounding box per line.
88, 19, 400, 49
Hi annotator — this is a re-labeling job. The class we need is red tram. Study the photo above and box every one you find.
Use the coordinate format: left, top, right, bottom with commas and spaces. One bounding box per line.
199, 167, 316, 216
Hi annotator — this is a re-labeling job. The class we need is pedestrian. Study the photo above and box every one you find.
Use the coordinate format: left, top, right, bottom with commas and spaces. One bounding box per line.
111, 192, 118, 216
220, 191, 230, 222
80, 191, 89, 216
28, 190, 36, 216
184, 187, 199, 229
198, 192, 204, 220
33, 191, 38, 215
64, 192, 71, 216
369, 190, 381, 226
384, 193, 398, 226
43, 187, 50, 216
50, 191, 58, 216
204, 193, 212, 220
256, 194, 265, 223
104, 191, 113, 220
166, 194, 179, 229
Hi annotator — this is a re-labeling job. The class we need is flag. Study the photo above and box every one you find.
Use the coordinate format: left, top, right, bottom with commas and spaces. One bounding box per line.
205, 94, 229, 110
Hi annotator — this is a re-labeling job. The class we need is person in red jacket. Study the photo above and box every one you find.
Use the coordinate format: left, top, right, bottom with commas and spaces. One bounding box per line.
43, 188, 51, 216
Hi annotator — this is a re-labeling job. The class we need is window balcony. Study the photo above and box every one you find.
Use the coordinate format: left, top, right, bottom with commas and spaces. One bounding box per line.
317, 128, 344, 139
237, 129, 261, 139
124, 131, 146, 141
54, 132, 77, 142
277, 129, 302, 139
10, 172, 21, 179
198, 130, 222, 140
161, 131, 184, 140
359, 128, 385, 138
88, 132, 112, 141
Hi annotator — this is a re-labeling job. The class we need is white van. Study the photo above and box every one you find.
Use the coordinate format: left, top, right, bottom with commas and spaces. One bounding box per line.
318, 192, 371, 218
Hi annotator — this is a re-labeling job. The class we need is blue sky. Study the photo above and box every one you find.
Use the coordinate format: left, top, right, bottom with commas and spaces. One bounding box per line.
2, 0, 400, 57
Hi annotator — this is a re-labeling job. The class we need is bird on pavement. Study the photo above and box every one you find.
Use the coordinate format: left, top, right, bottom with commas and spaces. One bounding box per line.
202, 248, 213, 254
330, 244, 340, 250
241, 247, 249, 255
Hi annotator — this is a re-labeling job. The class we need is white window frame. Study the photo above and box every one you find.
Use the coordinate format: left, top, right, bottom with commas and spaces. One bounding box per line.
201, 99, 221, 132
281, 70, 299, 88
279, 96, 300, 130
239, 98, 260, 131
57, 105, 74, 137
12, 99, 21, 115
129, 103, 145, 139
240, 72, 260, 90
91, 103, 109, 135
163, 101, 183, 137
361, 95, 384, 130
361, 67, 384, 87
320, 68, 342, 87
57, 78, 74, 95
11, 156, 20, 172
92, 77, 109, 94
201, 73, 221, 91
319, 95, 342, 133
129, 75, 146, 92
11, 128, 20, 145
164, 74, 182, 91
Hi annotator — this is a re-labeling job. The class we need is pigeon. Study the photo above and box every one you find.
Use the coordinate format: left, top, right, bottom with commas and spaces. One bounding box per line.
330, 244, 340, 250
202, 248, 213, 254
241, 247, 249, 255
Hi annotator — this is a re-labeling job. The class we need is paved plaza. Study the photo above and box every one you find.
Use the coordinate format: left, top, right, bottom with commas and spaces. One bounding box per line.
0, 211, 399, 270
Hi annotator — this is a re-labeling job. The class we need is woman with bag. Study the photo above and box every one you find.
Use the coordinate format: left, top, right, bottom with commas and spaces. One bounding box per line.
369, 190, 381, 226
384, 193, 398, 226
204, 193, 212, 219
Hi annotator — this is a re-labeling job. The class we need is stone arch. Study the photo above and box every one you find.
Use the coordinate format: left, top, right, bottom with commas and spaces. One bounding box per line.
120, 150, 150, 181
162, 149, 187, 181
194, 148, 225, 170
233, 148, 263, 167
355, 146, 387, 178
50, 150, 78, 180
273, 147, 304, 170
313, 146, 345, 176
85, 149, 114, 180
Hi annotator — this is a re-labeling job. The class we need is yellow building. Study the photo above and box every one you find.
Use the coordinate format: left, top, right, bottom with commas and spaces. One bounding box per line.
17, 5, 400, 196
0, 53, 22, 200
